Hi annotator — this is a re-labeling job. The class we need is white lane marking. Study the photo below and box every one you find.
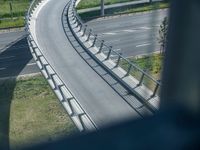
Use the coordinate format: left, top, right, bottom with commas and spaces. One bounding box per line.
114, 48, 121, 51
0, 56, 15, 60
106, 39, 120, 43
110, 55, 119, 60
102, 32, 117, 35
0, 68, 6, 70
123, 29, 136, 33
154, 24, 161, 27
136, 43, 151, 48
110, 54, 118, 57
27, 63, 37, 66
103, 48, 121, 53
140, 26, 152, 30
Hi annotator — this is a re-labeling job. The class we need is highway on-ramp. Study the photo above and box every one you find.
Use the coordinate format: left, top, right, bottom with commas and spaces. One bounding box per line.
34, 0, 148, 128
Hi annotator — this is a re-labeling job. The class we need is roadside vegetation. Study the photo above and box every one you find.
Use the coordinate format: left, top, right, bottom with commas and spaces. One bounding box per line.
78, 1, 169, 20
0, 18, 24, 29
0, 75, 77, 150
114, 1, 169, 14
77, 0, 138, 9
120, 53, 163, 79
119, 53, 163, 90
0, 0, 29, 28
119, 16, 168, 90
158, 17, 168, 54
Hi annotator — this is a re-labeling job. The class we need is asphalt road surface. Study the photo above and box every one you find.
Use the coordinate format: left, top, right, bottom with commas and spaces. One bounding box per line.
0, 31, 39, 78
33, 0, 152, 129
86, 9, 168, 58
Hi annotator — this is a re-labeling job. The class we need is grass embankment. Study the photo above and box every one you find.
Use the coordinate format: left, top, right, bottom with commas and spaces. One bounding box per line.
0, 18, 24, 29
78, 1, 169, 20
77, 0, 138, 9
120, 53, 163, 90
114, 1, 169, 14
0, 0, 29, 28
0, 75, 77, 150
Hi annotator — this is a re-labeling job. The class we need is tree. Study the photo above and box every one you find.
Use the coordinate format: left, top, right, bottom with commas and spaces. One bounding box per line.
158, 17, 168, 54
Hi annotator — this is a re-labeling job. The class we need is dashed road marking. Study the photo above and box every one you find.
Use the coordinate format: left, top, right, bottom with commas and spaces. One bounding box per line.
108, 39, 120, 42
27, 63, 37, 66
140, 26, 152, 30
136, 43, 151, 48
102, 32, 117, 35
103, 48, 121, 53
0, 56, 15, 60
114, 48, 121, 52
123, 29, 136, 33
0, 67, 6, 71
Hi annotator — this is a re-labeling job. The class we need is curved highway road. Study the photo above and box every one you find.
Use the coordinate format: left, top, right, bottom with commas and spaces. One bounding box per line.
34, 0, 142, 128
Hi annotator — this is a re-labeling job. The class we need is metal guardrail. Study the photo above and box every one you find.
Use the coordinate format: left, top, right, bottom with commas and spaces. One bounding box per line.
70, 0, 161, 98
25, 0, 97, 132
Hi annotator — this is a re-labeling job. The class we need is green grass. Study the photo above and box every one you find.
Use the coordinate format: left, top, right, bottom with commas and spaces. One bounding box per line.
115, 1, 169, 14
0, 18, 24, 28
0, 0, 29, 28
0, 75, 77, 150
77, 0, 138, 10
78, 1, 169, 20
119, 53, 163, 90
0, 0, 29, 18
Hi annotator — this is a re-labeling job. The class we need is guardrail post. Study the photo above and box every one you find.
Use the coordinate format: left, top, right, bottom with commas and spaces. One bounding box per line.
125, 64, 132, 76
50, 74, 57, 90
92, 34, 97, 47
82, 25, 87, 36
72, 11, 75, 18
106, 46, 112, 60
86, 29, 92, 41
75, 113, 85, 132
44, 64, 50, 79
73, 1, 76, 7
98, 40, 104, 53
76, 20, 80, 27
137, 72, 145, 86
57, 84, 65, 100
79, 23, 83, 32
115, 55, 121, 67
38, 55, 43, 68
151, 80, 160, 98
73, 16, 77, 24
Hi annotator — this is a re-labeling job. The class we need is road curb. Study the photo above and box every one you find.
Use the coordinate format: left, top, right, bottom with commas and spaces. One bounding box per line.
0, 73, 42, 81
0, 27, 25, 33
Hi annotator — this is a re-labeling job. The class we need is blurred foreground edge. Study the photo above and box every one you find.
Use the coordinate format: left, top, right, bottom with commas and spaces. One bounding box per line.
23, 0, 200, 149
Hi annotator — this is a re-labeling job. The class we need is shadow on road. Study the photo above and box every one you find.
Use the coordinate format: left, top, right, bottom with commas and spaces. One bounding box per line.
0, 36, 32, 150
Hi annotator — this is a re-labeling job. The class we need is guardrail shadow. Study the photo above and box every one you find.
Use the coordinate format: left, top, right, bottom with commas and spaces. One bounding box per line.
0, 36, 32, 150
